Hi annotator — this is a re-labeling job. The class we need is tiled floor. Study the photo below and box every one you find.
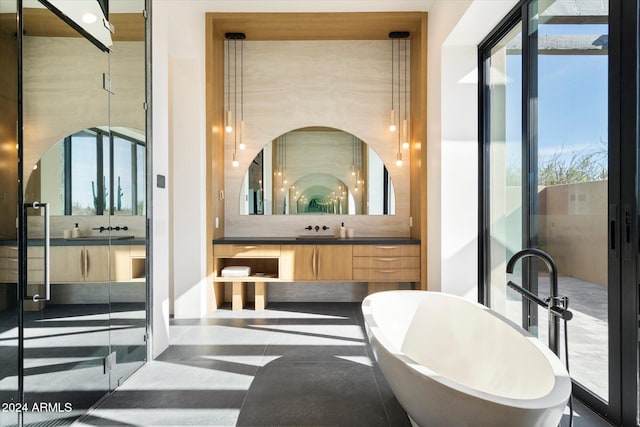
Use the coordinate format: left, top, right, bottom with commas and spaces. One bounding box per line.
76, 301, 615, 427
0, 303, 146, 427
78, 303, 410, 426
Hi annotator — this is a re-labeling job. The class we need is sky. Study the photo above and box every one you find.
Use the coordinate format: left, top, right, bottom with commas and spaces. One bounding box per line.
503, 23, 608, 170
71, 135, 136, 213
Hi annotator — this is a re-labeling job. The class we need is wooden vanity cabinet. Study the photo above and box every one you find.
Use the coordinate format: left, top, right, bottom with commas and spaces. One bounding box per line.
280, 244, 352, 281
51, 244, 145, 283
111, 245, 146, 282
353, 244, 420, 282
51, 245, 110, 283
211, 240, 419, 310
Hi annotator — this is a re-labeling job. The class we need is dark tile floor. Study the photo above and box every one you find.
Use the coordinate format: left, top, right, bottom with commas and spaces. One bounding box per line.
77, 302, 614, 427
78, 303, 410, 426
0, 302, 145, 427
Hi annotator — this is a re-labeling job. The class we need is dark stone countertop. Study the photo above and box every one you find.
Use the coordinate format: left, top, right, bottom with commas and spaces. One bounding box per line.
0, 236, 145, 246
213, 236, 420, 245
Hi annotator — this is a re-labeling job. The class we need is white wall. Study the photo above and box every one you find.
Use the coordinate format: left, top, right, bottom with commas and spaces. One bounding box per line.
427, 0, 518, 300
151, 3, 170, 358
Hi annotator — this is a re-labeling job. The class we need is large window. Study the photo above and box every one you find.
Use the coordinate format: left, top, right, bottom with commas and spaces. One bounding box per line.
64, 128, 145, 215
480, 0, 638, 425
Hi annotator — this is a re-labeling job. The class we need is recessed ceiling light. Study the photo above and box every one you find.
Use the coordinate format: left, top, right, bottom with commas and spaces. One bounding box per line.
82, 13, 98, 24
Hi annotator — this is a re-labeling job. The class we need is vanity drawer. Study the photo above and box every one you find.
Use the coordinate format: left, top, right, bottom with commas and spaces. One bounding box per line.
0, 246, 18, 258
353, 268, 420, 282
214, 244, 280, 258
353, 245, 419, 257
352, 256, 419, 269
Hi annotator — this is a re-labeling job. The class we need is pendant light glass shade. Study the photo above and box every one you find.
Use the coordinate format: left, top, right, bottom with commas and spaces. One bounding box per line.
239, 120, 246, 150
225, 110, 233, 133
396, 152, 403, 167
402, 118, 409, 149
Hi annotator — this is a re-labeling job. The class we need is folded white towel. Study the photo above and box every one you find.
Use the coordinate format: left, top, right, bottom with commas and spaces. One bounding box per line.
221, 266, 251, 277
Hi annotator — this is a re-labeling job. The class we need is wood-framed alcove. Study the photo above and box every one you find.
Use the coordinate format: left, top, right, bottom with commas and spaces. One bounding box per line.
205, 12, 428, 311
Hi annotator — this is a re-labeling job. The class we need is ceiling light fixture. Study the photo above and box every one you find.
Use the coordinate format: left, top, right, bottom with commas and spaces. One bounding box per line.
82, 12, 98, 24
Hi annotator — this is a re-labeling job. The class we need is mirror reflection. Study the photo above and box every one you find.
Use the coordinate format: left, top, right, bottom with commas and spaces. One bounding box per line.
240, 127, 396, 215
26, 127, 146, 216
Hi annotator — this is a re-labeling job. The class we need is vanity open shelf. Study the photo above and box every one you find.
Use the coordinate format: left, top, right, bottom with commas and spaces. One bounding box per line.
212, 237, 420, 311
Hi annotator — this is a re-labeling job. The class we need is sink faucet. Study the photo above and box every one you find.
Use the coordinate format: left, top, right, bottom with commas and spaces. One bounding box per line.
92, 225, 129, 233
506, 248, 571, 356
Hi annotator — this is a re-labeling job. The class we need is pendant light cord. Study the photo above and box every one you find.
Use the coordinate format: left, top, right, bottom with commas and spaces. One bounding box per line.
391, 39, 394, 110
397, 38, 401, 153
404, 38, 408, 123
226, 39, 230, 112
241, 39, 244, 122
234, 39, 238, 154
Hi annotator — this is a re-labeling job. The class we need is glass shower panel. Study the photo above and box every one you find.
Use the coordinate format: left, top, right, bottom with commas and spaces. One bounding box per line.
0, 1, 19, 425
530, 0, 609, 402
107, 0, 147, 391
22, 4, 111, 424
486, 23, 524, 326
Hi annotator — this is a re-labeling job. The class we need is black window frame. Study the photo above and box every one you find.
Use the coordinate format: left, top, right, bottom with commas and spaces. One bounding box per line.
478, 0, 639, 425
63, 128, 145, 216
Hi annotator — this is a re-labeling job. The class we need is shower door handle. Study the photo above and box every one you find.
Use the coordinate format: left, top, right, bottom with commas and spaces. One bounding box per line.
25, 201, 51, 302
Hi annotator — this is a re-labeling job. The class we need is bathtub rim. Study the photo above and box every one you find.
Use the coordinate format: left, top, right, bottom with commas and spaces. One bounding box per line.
362, 290, 572, 411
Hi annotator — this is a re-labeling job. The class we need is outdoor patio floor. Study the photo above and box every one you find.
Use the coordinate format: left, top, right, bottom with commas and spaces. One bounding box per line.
505, 275, 608, 400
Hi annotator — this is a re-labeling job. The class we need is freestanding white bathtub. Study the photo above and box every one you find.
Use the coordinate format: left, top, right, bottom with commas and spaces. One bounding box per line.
362, 290, 571, 427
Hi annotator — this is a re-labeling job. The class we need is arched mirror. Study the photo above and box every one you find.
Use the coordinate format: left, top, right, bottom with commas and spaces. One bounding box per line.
240, 127, 395, 215
25, 127, 146, 216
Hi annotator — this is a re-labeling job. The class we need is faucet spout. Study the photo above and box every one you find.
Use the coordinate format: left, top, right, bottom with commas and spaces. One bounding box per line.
506, 248, 563, 355
506, 248, 558, 298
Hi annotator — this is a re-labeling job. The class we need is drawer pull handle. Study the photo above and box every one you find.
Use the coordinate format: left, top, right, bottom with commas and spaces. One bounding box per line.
312, 247, 317, 278
374, 258, 399, 262
80, 249, 85, 277
239, 245, 257, 249
374, 269, 400, 273
375, 246, 398, 250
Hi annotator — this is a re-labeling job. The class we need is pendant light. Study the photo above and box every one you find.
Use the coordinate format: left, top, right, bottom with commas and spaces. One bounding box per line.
389, 36, 396, 133
225, 32, 245, 167
224, 35, 233, 134
238, 34, 246, 151
401, 37, 410, 150
389, 31, 409, 166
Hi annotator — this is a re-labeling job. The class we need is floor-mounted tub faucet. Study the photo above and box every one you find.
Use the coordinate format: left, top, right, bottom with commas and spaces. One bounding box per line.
506, 248, 575, 427
506, 248, 572, 356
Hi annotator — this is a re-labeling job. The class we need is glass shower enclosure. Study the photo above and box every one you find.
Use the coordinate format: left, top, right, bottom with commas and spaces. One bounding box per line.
0, 1, 148, 425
